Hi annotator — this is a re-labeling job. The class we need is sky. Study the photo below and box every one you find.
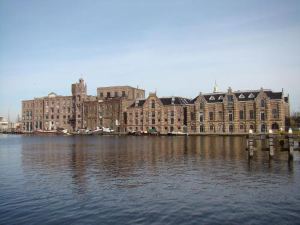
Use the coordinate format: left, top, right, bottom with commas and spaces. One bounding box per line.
0, 0, 300, 121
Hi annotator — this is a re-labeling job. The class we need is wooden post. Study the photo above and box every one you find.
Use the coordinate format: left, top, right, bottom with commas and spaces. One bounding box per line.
269, 133, 274, 158
288, 134, 294, 160
248, 133, 254, 158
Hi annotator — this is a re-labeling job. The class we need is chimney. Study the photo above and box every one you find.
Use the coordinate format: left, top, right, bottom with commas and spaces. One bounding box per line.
171, 96, 175, 105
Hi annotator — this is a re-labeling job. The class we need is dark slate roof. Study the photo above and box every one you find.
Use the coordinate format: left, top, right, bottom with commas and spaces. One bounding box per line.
198, 90, 283, 103
129, 97, 192, 108
203, 94, 225, 103
233, 91, 259, 101
265, 91, 283, 99
129, 99, 146, 108
160, 97, 193, 105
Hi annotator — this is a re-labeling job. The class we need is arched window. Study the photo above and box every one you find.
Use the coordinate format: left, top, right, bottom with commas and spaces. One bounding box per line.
261, 99, 265, 107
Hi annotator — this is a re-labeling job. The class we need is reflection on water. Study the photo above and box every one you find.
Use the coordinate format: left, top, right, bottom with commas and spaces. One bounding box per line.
0, 135, 300, 225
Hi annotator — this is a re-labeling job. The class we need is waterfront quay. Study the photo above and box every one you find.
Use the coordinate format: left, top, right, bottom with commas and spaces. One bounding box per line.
22, 79, 290, 136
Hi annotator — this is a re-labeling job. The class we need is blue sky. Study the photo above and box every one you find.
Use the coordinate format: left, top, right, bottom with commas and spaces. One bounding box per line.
0, 0, 300, 121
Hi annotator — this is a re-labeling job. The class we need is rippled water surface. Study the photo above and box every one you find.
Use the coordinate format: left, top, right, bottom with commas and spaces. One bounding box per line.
0, 135, 300, 225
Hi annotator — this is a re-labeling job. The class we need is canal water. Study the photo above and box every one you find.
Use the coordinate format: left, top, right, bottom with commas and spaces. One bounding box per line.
0, 135, 300, 225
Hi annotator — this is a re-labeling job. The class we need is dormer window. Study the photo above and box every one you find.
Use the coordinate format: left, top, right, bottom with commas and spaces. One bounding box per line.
218, 96, 223, 100
209, 96, 215, 101
239, 94, 245, 99
248, 93, 255, 98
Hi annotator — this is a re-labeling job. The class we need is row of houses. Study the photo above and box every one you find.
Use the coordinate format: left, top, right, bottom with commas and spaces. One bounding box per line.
22, 79, 290, 134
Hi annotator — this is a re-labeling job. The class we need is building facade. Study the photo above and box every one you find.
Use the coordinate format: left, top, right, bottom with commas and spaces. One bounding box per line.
193, 88, 289, 134
22, 79, 95, 132
126, 88, 290, 134
83, 86, 145, 132
126, 92, 194, 134
22, 79, 290, 134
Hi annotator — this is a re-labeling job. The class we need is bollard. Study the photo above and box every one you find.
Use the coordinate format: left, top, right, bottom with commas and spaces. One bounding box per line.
269, 133, 274, 158
248, 134, 254, 158
288, 134, 294, 160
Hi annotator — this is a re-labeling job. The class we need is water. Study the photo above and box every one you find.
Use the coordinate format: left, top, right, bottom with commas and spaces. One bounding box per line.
0, 135, 300, 225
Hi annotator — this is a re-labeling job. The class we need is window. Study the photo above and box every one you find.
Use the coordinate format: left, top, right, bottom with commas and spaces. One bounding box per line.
152, 111, 155, 117
229, 124, 234, 132
248, 93, 255, 98
200, 102, 204, 110
210, 125, 214, 131
218, 96, 224, 100
239, 110, 244, 120
227, 95, 233, 102
272, 108, 279, 119
57, 115, 59, 119
209, 112, 214, 121
209, 96, 215, 101
122, 91, 126, 97
240, 124, 244, 130
115, 91, 118, 97
261, 124, 266, 132
229, 112, 233, 122
200, 113, 204, 122
171, 118, 174, 124
261, 112, 265, 121
107, 92, 111, 98
261, 99, 265, 107
151, 100, 155, 109
152, 119, 155, 125
100, 92, 103, 97
239, 94, 245, 99
191, 112, 195, 120
218, 111, 223, 120
200, 125, 205, 132
249, 110, 255, 119
170, 111, 174, 117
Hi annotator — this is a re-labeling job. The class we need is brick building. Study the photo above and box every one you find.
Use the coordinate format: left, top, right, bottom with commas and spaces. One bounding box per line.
83, 86, 145, 132
126, 92, 193, 134
22, 79, 289, 134
127, 88, 290, 134
22, 79, 95, 132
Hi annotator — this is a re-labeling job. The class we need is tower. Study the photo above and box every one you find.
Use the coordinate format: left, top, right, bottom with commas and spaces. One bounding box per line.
213, 80, 219, 93
71, 78, 87, 131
